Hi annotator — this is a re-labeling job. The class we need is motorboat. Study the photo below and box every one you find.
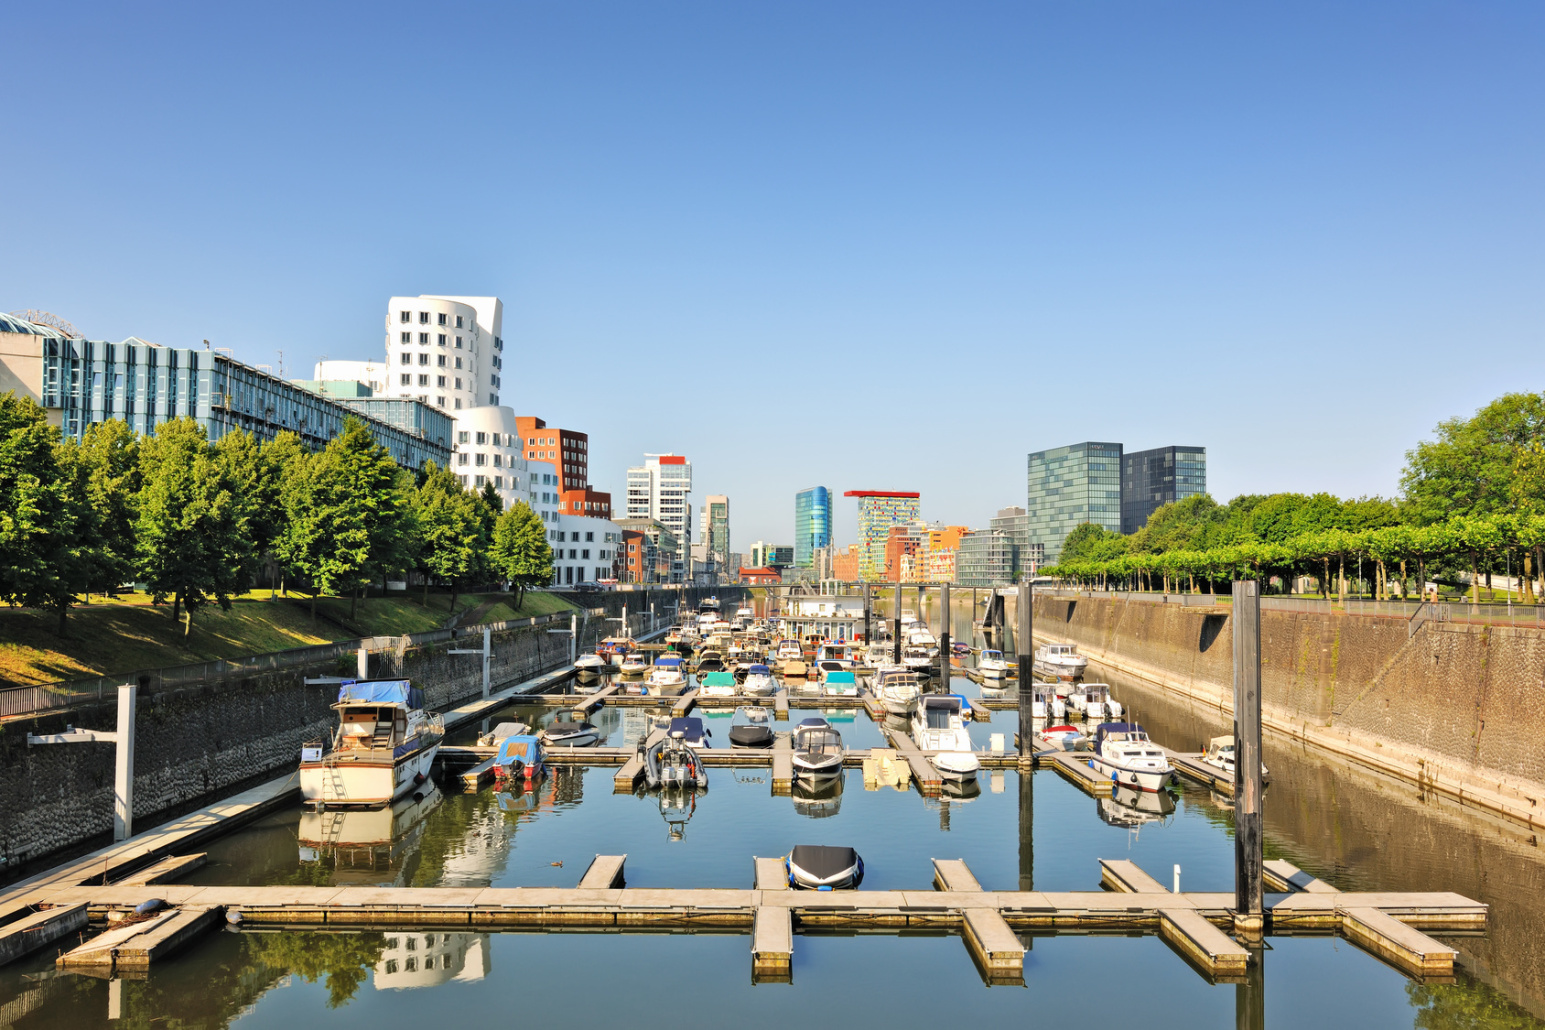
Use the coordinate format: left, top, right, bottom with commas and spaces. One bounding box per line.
540, 720, 601, 747
873, 667, 920, 715
741, 663, 776, 696
977, 649, 1010, 679
783, 659, 810, 680
814, 659, 845, 683
492, 734, 544, 785
1034, 724, 1084, 751
906, 628, 938, 655
642, 728, 708, 790
911, 695, 979, 781
901, 646, 933, 673
1087, 722, 1176, 792
698, 670, 739, 698
647, 656, 687, 694
728, 706, 775, 748
786, 844, 863, 889
821, 669, 858, 697
1067, 682, 1122, 721
1201, 735, 1269, 781
619, 652, 649, 676
775, 640, 803, 669
596, 636, 634, 665
791, 718, 845, 781
790, 777, 844, 819
300, 680, 444, 808
1034, 642, 1089, 682
476, 720, 530, 747
863, 644, 892, 669
900, 609, 919, 631
695, 652, 727, 675
951, 642, 971, 656
816, 641, 856, 670
735, 605, 755, 623
573, 653, 608, 674
665, 716, 711, 748
1027, 683, 1066, 721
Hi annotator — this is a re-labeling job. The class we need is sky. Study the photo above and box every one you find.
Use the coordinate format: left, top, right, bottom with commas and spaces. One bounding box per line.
3, 1, 1542, 550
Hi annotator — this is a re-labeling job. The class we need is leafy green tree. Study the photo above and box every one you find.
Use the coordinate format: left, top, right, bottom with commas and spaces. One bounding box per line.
134, 418, 249, 635
1402, 391, 1545, 525
488, 500, 554, 607
414, 462, 487, 611
75, 418, 141, 595
1060, 522, 1114, 563
0, 393, 91, 633
214, 428, 281, 593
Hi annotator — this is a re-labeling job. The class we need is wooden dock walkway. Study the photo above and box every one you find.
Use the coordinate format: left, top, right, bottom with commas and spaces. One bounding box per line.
569, 681, 620, 717
885, 726, 943, 795
1044, 751, 1115, 797
671, 687, 699, 717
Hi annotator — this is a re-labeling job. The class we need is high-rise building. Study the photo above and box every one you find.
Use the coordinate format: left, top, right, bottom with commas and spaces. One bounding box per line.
844, 491, 922, 581
793, 487, 832, 567
378, 295, 504, 411
1026, 442, 1123, 565
1122, 446, 1208, 534
955, 529, 1015, 586
701, 495, 730, 565
748, 541, 795, 568
989, 505, 1047, 577
626, 454, 692, 582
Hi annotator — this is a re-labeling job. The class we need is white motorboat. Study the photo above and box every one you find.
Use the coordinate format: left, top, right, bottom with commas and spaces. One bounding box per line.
574, 653, 608, 674
1087, 722, 1176, 792
977, 648, 1010, 678
786, 844, 863, 889
901, 646, 933, 672
1025, 683, 1066, 721
646, 656, 687, 694
1034, 723, 1084, 751
698, 671, 739, 697
863, 644, 892, 669
791, 718, 844, 781
906, 627, 938, 655
821, 669, 859, 697
911, 695, 979, 782
1200, 735, 1269, 780
815, 641, 857, 670
900, 609, 919, 631
1068, 682, 1122, 721
540, 720, 601, 747
300, 680, 444, 808
476, 720, 530, 747
741, 663, 776, 696
873, 667, 921, 716
775, 640, 804, 669
1034, 642, 1088, 682
618, 652, 649, 676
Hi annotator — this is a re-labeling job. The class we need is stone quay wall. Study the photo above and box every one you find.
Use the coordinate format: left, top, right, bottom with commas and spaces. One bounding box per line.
1030, 593, 1545, 828
0, 618, 572, 876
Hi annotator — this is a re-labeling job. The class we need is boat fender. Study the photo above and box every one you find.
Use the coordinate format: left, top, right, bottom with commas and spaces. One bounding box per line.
226, 909, 243, 925
414, 772, 426, 785
818, 885, 833, 892
135, 899, 166, 916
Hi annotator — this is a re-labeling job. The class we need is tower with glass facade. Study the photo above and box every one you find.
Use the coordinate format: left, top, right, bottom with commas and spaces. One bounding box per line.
794, 486, 832, 567
1025, 442, 1122, 565
1121, 446, 1207, 533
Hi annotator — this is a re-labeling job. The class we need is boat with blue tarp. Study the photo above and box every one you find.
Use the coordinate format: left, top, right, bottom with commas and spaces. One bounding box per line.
300, 680, 444, 808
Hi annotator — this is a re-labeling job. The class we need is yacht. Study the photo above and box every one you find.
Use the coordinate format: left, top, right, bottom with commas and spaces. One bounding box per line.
791, 717, 844, 782
977, 649, 1010, 679
906, 627, 938, 655
775, 639, 804, 670
741, 663, 776, 696
596, 636, 633, 666
646, 656, 687, 694
900, 609, 919, 632
618, 652, 649, 676
816, 641, 857, 670
863, 643, 892, 669
910, 695, 979, 782
786, 844, 863, 889
1088, 723, 1176, 792
573, 652, 608, 674
1201, 735, 1269, 781
873, 667, 921, 716
1034, 642, 1089, 682
821, 669, 859, 697
901, 645, 933, 673
1028, 683, 1066, 721
698, 670, 739, 698
1068, 683, 1122, 721
300, 680, 444, 807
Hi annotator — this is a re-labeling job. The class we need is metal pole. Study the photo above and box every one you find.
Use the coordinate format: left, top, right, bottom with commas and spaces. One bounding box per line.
862, 583, 871, 647
1016, 578, 1033, 763
569, 613, 577, 664
1018, 769, 1034, 891
1233, 578, 1264, 935
482, 627, 491, 699
938, 581, 951, 687
113, 683, 137, 841
892, 581, 902, 664
356, 646, 368, 679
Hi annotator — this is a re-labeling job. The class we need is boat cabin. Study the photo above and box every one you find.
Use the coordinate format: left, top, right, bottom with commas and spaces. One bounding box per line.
332, 681, 427, 751
793, 718, 842, 756
918, 695, 965, 730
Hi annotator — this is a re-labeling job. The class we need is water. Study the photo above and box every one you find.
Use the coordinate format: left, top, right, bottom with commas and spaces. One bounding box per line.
3, 664, 1542, 1028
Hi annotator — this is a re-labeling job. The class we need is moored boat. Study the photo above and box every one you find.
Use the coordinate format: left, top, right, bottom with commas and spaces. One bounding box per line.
1034, 642, 1088, 682
698, 670, 739, 697
742, 663, 776, 696
821, 669, 858, 697
791, 717, 844, 781
619, 652, 649, 676
977, 648, 1010, 679
728, 706, 775, 748
647, 656, 687, 694
911, 695, 979, 782
873, 666, 920, 715
786, 844, 863, 889
540, 720, 601, 747
300, 680, 444, 808
1087, 722, 1175, 792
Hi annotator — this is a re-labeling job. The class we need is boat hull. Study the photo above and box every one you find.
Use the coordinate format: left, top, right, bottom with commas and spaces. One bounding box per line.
300, 741, 440, 808
1089, 755, 1174, 792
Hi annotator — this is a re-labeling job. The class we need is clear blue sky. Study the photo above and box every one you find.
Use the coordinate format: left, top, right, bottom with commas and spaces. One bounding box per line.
4, 2, 1541, 549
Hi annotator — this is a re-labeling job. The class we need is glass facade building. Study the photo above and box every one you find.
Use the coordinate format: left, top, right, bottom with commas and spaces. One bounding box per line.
844, 491, 921, 581
793, 486, 832, 568
1121, 446, 1207, 534
955, 529, 1015, 586
1025, 442, 1123, 565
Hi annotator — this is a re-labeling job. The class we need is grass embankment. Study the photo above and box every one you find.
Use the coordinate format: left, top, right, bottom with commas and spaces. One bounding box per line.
0, 590, 578, 688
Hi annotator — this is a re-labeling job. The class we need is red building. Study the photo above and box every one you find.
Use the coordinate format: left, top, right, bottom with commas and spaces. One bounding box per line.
516, 415, 590, 493
559, 487, 612, 519
883, 525, 923, 581
739, 566, 782, 585
621, 530, 648, 583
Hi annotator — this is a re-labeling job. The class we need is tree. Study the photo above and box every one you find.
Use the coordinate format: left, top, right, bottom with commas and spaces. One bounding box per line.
215, 428, 280, 593
1402, 392, 1545, 525
0, 393, 91, 633
134, 418, 249, 636
75, 419, 141, 596
414, 462, 487, 612
488, 501, 554, 607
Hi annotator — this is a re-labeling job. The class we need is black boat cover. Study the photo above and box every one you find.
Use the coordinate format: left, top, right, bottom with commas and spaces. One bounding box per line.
790, 845, 858, 880
728, 725, 774, 748
546, 721, 590, 735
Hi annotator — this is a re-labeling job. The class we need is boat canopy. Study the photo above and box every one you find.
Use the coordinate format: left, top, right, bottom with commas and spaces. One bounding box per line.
668, 716, 707, 739
982, 649, 1003, 660
655, 656, 684, 667
336, 680, 424, 709
1208, 735, 1235, 749
700, 671, 736, 687
1094, 722, 1146, 749
748, 664, 771, 675
789, 845, 858, 880
825, 671, 856, 685
797, 717, 832, 729
495, 735, 541, 767
920, 695, 962, 711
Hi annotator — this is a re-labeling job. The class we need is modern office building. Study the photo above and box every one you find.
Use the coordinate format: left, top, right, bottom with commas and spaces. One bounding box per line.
626, 454, 692, 582
793, 487, 832, 567
0, 315, 451, 469
701, 495, 730, 565
844, 490, 921, 581
1025, 442, 1123, 566
615, 517, 679, 583
989, 505, 1048, 577
451, 406, 531, 501
547, 515, 621, 587
749, 541, 794, 569
955, 529, 1016, 586
515, 416, 590, 494
375, 295, 504, 411
1122, 446, 1208, 533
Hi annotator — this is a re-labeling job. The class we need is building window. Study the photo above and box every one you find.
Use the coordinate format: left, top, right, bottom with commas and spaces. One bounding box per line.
438, 313, 447, 326
400, 353, 411, 365
400, 374, 411, 385
475, 475, 486, 486
419, 312, 430, 324
458, 431, 469, 443
495, 475, 503, 488
586, 532, 594, 542
455, 336, 462, 349
454, 398, 462, 409
400, 332, 410, 343
456, 315, 464, 328
436, 376, 446, 387
400, 311, 411, 323
435, 334, 444, 346
569, 549, 578, 559
455, 357, 462, 369
582, 549, 590, 560
454, 377, 462, 389
476, 432, 487, 444
493, 454, 502, 467
418, 353, 429, 366
418, 374, 429, 386
419, 333, 429, 344
458, 453, 468, 466
436, 396, 445, 407
458, 474, 467, 486
437, 355, 446, 367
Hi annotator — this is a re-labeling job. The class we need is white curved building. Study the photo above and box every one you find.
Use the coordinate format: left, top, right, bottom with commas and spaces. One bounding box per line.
452, 405, 532, 510
382, 295, 504, 412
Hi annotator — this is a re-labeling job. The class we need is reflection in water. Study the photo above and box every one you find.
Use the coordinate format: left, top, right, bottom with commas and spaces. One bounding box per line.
374, 932, 491, 989
297, 785, 444, 886
657, 787, 702, 840
245, 931, 386, 1008
791, 777, 843, 819
1097, 785, 1177, 832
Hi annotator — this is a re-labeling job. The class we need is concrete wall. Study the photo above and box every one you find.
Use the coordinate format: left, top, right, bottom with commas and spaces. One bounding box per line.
0, 620, 571, 876
1031, 594, 1545, 827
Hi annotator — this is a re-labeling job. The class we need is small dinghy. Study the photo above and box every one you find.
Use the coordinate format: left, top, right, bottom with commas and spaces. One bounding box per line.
492, 734, 544, 785
642, 728, 709, 789
791, 718, 844, 782
786, 844, 864, 890
540, 720, 601, 747
728, 706, 774, 748
1035, 724, 1084, 751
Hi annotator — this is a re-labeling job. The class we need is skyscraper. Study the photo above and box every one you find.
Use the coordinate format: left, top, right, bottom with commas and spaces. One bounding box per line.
626, 454, 692, 582
1025, 442, 1123, 565
701, 495, 730, 564
793, 487, 832, 567
1122, 446, 1207, 533
844, 490, 921, 581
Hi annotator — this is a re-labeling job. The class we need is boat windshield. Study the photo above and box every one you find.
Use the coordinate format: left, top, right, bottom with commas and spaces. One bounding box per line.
924, 707, 955, 729
798, 729, 842, 754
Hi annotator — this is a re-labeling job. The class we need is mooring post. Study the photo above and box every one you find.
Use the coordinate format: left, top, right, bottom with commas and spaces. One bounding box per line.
569, 613, 578, 665
862, 583, 871, 647
482, 627, 492, 699
1018, 769, 1034, 891
1236, 941, 1265, 1029
356, 646, 368, 679
113, 683, 137, 842
938, 581, 951, 686
1016, 577, 1033, 765
892, 581, 903, 664
1233, 578, 1264, 936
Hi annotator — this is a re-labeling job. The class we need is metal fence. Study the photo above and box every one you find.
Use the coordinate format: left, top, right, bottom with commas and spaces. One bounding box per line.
1037, 587, 1545, 629
0, 612, 569, 722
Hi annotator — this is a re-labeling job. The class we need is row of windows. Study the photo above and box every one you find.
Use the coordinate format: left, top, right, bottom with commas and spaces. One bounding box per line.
457, 451, 514, 468
399, 373, 465, 390
401, 310, 466, 329
400, 352, 466, 369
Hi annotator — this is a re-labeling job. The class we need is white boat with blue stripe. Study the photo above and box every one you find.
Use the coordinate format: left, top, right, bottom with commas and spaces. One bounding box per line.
300, 680, 444, 808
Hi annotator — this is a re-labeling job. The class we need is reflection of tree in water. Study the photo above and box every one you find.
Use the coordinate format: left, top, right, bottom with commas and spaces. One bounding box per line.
1408, 976, 1542, 1029
244, 931, 386, 1009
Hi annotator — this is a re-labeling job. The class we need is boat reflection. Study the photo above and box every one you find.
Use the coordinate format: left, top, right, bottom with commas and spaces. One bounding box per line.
296, 784, 443, 883
791, 776, 844, 819
658, 786, 701, 841
1097, 784, 1176, 830
374, 932, 491, 989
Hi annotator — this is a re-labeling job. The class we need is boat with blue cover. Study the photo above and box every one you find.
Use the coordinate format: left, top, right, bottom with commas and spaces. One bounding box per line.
300, 680, 444, 808
492, 734, 544, 785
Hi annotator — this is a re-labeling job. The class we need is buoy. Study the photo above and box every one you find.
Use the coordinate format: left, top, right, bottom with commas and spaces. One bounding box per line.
134, 899, 166, 916
226, 909, 243, 925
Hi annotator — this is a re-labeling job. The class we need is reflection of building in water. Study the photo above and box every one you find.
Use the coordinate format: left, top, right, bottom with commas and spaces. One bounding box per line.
438, 800, 514, 886
375, 933, 490, 989
297, 786, 442, 885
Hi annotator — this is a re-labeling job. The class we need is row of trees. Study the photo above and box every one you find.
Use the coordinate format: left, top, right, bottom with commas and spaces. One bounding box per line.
1047, 391, 1545, 603
0, 394, 554, 634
